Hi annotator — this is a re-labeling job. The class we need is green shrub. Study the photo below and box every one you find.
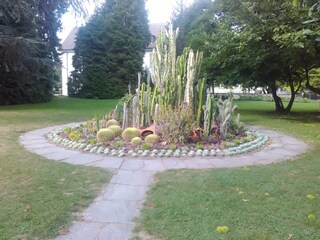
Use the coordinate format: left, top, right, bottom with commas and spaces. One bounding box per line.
145, 134, 160, 144
169, 144, 177, 151
195, 142, 204, 150
155, 104, 195, 144
233, 138, 241, 145
142, 142, 151, 150
89, 138, 97, 144
122, 127, 141, 142
131, 137, 143, 145
63, 127, 72, 133
97, 128, 115, 142
68, 130, 83, 142
115, 141, 124, 149
108, 125, 122, 137
106, 119, 120, 128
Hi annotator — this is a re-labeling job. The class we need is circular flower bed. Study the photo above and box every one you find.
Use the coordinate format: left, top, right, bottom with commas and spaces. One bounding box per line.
47, 125, 269, 158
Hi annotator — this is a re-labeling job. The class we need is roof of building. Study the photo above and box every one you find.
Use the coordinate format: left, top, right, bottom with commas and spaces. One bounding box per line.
60, 23, 166, 52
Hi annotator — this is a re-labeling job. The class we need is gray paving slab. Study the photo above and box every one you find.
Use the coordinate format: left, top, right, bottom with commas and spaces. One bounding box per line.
160, 159, 187, 169
19, 123, 309, 240
140, 160, 166, 171
83, 200, 140, 223
110, 170, 154, 186
25, 143, 56, 150
182, 158, 215, 169
61, 153, 104, 165
31, 146, 61, 155
102, 184, 148, 201
88, 157, 123, 169
55, 222, 103, 240
120, 159, 145, 171
98, 223, 133, 240
42, 149, 80, 161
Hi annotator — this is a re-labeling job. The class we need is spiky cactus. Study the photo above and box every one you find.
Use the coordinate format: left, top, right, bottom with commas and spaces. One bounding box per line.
196, 78, 206, 127
203, 94, 215, 138
97, 128, 115, 142
215, 96, 237, 136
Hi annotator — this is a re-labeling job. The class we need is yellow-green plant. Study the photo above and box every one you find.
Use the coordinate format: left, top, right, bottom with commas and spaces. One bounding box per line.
68, 130, 82, 142
97, 128, 115, 142
106, 119, 120, 128
108, 125, 122, 137
131, 137, 143, 145
121, 127, 141, 142
145, 134, 160, 144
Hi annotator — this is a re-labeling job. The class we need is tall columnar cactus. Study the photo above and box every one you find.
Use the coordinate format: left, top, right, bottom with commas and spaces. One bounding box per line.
132, 96, 139, 128
184, 50, 203, 108
122, 102, 129, 129
196, 78, 206, 127
203, 93, 215, 138
153, 103, 159, 134
215, 96, 237, 136
150, 24, 204, 111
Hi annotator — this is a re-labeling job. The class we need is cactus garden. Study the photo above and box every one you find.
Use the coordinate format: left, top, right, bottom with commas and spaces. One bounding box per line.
47, 26, 268, 158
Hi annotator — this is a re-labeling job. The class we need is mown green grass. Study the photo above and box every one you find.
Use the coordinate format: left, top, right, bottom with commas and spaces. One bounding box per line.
0, 96, 117, 240
134, 101, 320, 240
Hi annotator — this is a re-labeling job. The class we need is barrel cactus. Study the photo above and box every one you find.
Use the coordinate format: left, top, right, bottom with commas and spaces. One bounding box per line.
122, 127, 141, 142
145, 134, 160, 144
106, 119, 120, 128
97, 128, 115, 142
108, 125, 122, 137
131, 137, 143, 145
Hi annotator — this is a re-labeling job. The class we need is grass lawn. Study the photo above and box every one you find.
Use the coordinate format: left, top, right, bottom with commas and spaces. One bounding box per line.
0, 96, 117, 240
134, 101, 320, 240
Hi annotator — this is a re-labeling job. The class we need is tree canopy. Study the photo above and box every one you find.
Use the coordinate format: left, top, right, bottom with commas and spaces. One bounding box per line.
173, 0, 320, 112
0, 0, 92, 105
68, 0, 150, 99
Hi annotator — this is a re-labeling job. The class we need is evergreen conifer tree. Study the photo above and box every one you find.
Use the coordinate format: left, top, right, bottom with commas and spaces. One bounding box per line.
68, 0, 150, 99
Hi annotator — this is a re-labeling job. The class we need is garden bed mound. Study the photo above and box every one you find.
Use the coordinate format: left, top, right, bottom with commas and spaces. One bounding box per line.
47, 125, 269, 158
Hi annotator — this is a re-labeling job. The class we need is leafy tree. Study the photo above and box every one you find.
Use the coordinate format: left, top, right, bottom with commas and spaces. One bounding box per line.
0, 0, 90, 105
68, 0, 150, 99
206, 0, 320, 112
173, 0, 320, 112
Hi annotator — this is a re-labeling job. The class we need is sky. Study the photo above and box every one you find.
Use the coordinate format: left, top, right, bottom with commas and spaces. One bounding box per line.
58, 0, 194, 41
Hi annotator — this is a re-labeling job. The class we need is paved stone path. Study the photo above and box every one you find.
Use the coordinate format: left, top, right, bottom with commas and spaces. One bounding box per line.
20, 124, 307, 240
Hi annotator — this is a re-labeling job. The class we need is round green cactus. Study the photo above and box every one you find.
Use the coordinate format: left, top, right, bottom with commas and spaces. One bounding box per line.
145, 134, 160, 144
97, 128, 115, 142
131, 137, 143, 145
122, 127, 141, 142
105, 119, 120, 128
108, 125, 122, 137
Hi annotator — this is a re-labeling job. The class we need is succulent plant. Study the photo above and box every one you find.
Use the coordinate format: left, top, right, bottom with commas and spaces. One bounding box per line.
105, 119, 120, 128
131, 137, 143, 145
68, 130, 82, 142
97, 128, 115, 142
108, 125, 122, 137
121, 127, 141, 142
145, 134, 160, 144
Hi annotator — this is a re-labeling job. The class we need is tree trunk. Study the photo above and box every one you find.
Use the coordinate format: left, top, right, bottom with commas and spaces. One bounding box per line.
285, 80, 295, 113
270, 82, 285, 112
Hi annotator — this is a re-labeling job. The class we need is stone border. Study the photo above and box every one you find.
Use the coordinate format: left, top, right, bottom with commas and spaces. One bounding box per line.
19, 123, 308, 240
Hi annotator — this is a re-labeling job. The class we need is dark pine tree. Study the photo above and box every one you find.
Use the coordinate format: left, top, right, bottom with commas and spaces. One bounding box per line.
68, 0, 150, 99
0, 0, 70, 105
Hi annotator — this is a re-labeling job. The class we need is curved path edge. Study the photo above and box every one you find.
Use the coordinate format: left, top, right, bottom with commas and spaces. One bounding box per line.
19, 123, 308, 240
